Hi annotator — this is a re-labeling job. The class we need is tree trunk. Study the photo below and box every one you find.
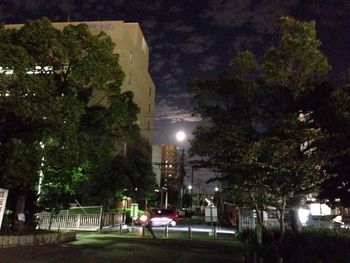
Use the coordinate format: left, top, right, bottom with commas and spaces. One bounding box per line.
13, 190, 26, 232
289, 195, 302, 232
278, 197, 287, 240
249, 191, 266, 231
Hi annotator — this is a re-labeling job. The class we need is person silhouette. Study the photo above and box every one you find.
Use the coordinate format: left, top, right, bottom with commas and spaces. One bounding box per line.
140, 210, 156, 239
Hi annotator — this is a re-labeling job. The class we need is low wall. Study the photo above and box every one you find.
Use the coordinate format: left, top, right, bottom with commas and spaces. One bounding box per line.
0, 231, 76, 248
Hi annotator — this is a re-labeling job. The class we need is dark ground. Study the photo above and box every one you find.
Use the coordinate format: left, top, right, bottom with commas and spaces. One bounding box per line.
0, 232, 244, 263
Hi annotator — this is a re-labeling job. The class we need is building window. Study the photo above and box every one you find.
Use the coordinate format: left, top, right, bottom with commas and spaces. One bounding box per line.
148, 104, 151, 113
149, 87, 152, 97
147, 120, 150, 130
129, 51, 133, 64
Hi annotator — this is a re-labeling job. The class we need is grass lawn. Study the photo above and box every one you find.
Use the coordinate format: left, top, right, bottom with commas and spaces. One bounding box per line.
0, 231, 245, 263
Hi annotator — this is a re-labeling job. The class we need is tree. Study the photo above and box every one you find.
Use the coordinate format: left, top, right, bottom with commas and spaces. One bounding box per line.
307, 82, 350, 207
0, 18, 140, 229
190, 17, 332, 237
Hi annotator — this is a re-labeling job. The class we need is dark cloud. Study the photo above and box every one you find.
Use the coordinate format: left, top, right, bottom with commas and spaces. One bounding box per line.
197, 55, 220, 72
203, 0, 253, 28
155, 98, 201, 124
150, 58, 166, 72
168, 4, 183, 13
201, 0, 299, 33
142, 19, 158, 29
179, 34, 216, 54
163, 21, 195, 33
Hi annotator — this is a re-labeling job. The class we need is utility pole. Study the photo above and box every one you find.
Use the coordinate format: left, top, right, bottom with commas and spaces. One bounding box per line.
190, 166, 194, 210
179, 149, 186, 208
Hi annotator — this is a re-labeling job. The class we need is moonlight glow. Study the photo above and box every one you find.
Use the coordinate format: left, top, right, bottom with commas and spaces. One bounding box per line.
176, 131, 186, 142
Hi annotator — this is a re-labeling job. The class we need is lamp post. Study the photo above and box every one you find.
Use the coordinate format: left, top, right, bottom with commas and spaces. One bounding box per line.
175, 131, 186, 209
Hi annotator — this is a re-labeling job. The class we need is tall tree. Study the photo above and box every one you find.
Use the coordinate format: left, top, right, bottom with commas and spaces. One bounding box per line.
307, 82, 350, 207
190, 17, 332, 237
0, 18, 140, 229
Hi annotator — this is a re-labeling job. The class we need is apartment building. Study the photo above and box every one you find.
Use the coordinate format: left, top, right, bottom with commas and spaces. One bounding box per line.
6, 20, 155, 144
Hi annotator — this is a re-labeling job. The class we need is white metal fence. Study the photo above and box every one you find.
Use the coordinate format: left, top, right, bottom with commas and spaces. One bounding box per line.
37, 206, 123, 231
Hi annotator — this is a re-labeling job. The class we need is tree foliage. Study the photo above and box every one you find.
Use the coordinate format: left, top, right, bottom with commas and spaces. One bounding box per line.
190, 17, 333, 236
0, 18, 152, 228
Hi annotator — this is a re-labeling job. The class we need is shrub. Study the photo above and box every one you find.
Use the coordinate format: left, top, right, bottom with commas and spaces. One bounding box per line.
238, 228, 350, 263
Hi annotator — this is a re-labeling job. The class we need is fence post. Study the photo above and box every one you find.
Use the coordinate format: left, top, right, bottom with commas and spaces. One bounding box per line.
77, 214, 81, 228
66, 210, 69, 230
164, 225, 169, 238
99, 206, 103, 231
188, 226, 192, 239
119, 224, 123, 235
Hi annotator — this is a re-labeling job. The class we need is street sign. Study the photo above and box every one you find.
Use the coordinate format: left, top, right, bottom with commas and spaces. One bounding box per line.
205, 206, 217, 223
0, 188, 9, 229
130, 203, 138, 219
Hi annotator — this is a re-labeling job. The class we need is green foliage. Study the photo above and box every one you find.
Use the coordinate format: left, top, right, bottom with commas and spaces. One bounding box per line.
268, 228, 350, 263
0, 18, 142, 221
263, 17, 330, 95
190, 17, 334, 236
308, 82, 350, 206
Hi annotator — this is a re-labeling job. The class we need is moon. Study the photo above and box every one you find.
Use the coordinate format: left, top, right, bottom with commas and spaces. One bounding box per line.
175, 131, 186, 142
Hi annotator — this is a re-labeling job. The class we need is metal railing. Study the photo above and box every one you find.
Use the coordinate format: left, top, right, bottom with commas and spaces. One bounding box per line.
37, 206, 123, 231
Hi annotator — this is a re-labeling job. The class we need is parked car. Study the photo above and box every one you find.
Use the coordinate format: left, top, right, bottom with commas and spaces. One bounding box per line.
150, 208, 178, 227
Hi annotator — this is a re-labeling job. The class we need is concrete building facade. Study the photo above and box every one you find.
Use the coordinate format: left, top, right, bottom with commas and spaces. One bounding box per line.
6, 20, 155, 144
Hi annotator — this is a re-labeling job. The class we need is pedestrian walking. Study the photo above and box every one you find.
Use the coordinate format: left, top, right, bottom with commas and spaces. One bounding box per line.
140, 210, 156, 239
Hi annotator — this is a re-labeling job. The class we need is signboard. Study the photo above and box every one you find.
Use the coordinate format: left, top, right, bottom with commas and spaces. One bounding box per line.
205, 206, 217, 223
0, 188, 9, 229
130, 203, 139, 219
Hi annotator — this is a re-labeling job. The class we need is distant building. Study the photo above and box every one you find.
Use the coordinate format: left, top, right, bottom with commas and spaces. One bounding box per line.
159, 144, 182, 190
151, 144, 185, 207
152, 145, 162, 187
5, 20, 155, 144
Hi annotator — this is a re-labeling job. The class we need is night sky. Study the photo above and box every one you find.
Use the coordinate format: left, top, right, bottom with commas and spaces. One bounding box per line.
1, 0, 350, 148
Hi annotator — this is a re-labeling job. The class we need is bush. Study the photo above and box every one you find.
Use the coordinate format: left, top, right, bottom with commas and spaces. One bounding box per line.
281, 228, 350, 263
238, 228, 350, 263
